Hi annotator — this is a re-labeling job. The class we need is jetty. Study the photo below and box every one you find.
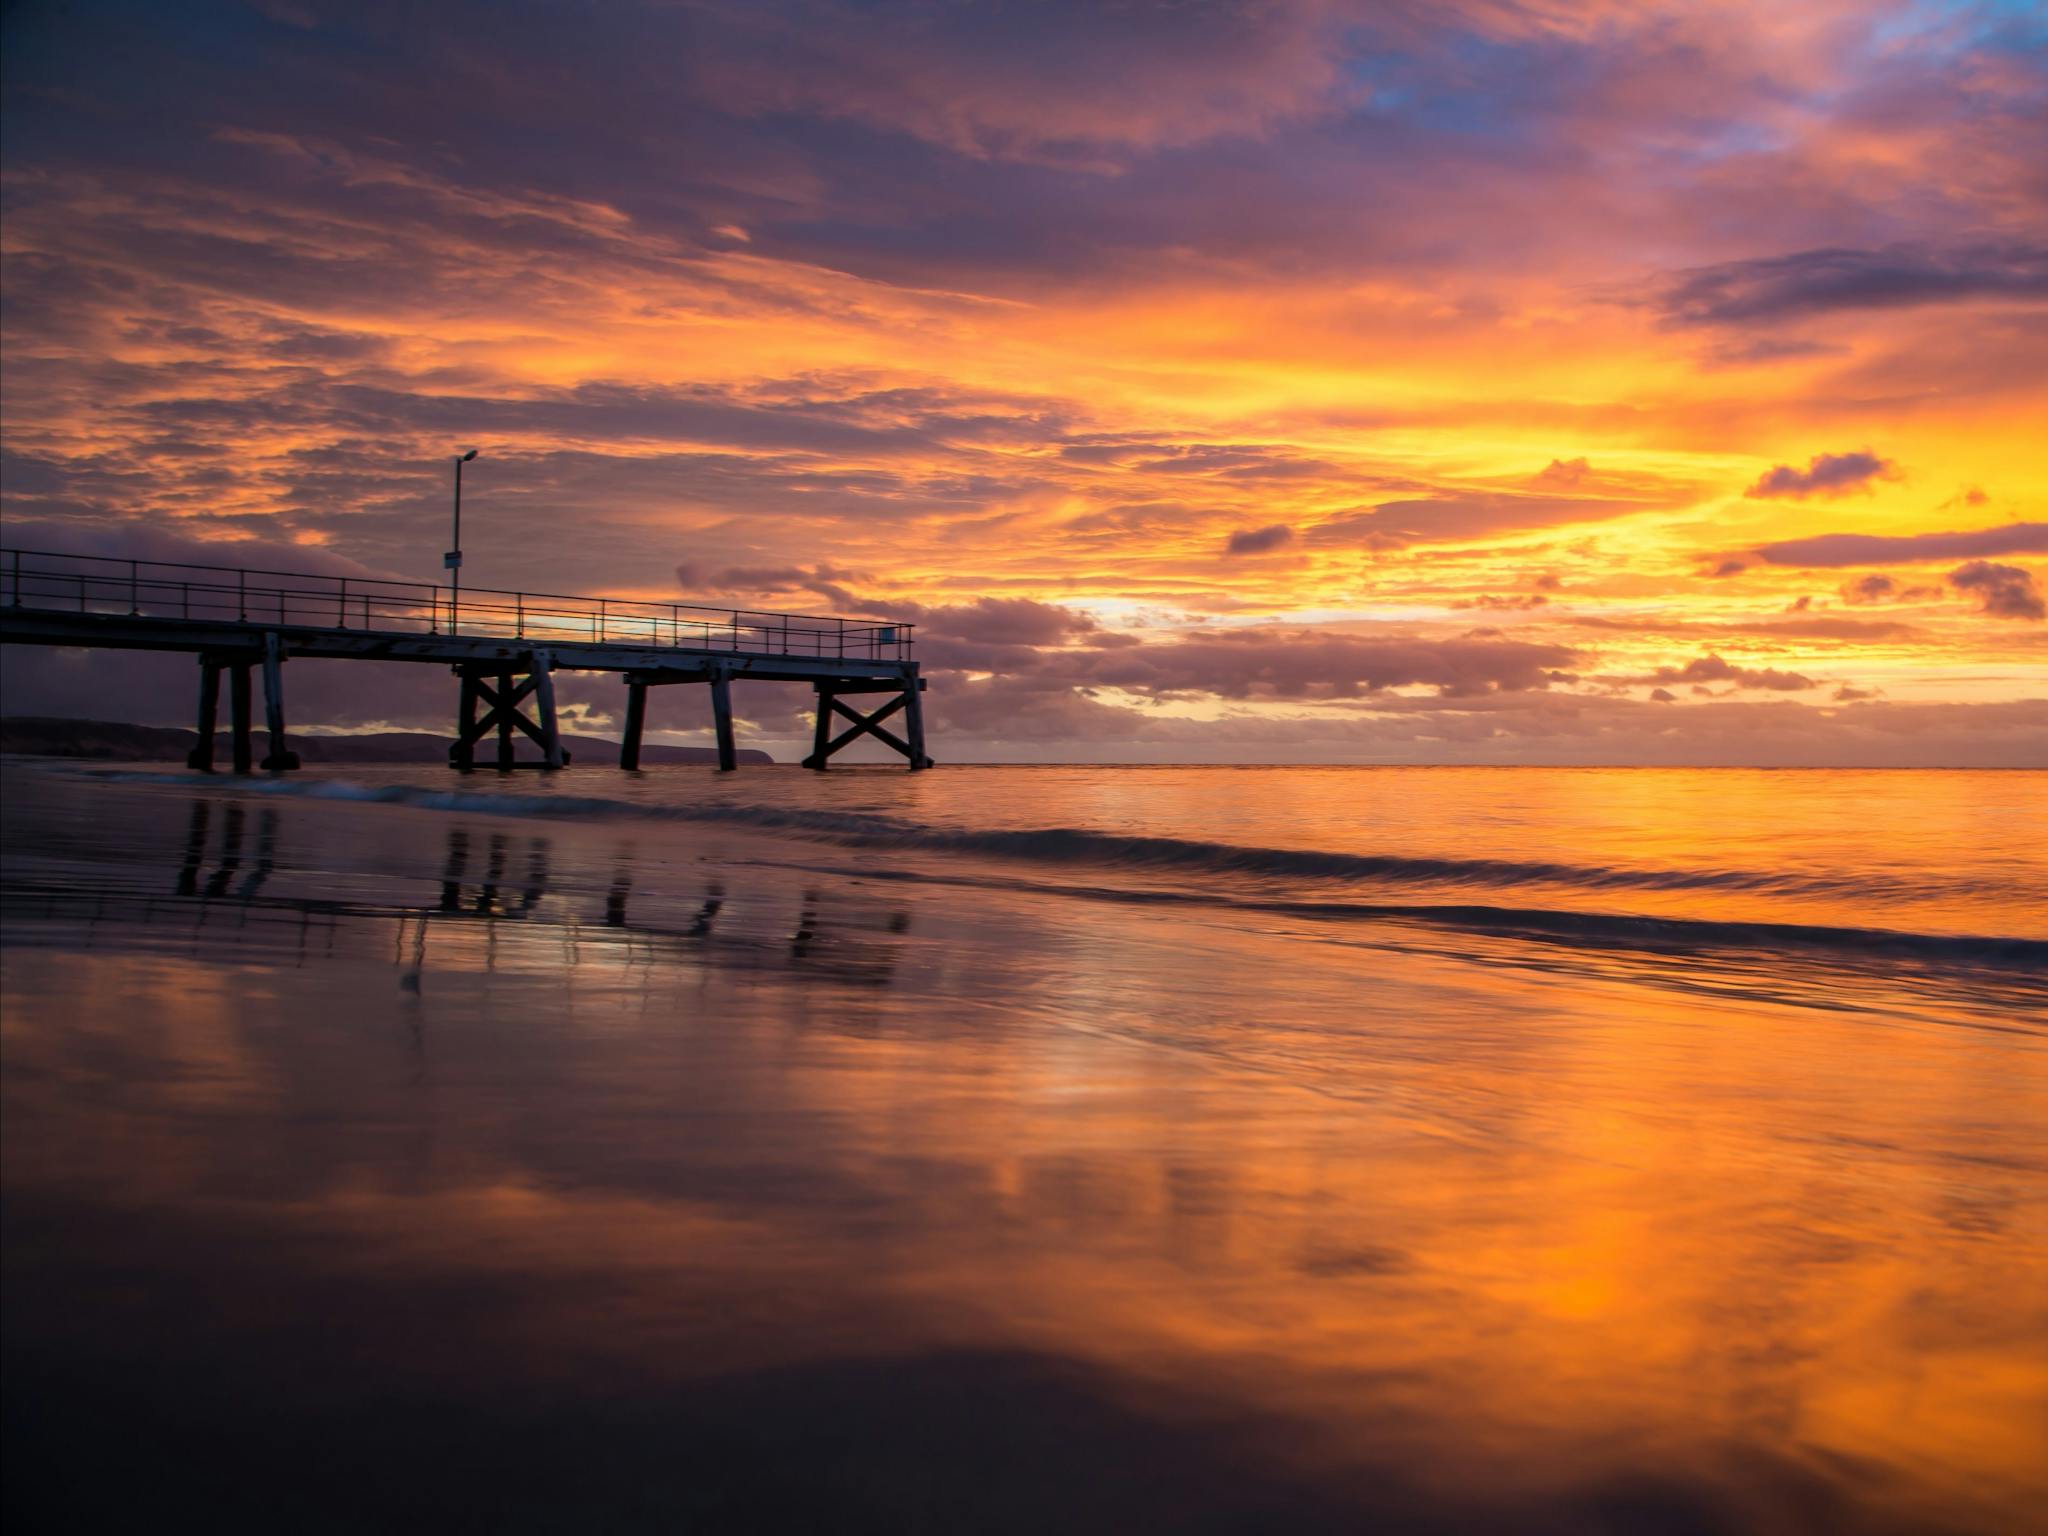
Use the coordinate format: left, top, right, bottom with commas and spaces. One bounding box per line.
0, 547, 931, 773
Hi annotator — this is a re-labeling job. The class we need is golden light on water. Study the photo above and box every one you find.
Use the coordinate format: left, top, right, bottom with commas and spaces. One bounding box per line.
6, 835, 2042, 1530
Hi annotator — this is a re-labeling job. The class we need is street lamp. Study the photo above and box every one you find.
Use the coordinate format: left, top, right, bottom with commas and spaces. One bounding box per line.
448, 448, 477, 632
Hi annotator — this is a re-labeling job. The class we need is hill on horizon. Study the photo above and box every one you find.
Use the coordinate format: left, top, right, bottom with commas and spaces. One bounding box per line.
0, 717, 773, 767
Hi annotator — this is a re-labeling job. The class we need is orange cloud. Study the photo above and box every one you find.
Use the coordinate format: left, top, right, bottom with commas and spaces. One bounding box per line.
2, 0, 2045, 759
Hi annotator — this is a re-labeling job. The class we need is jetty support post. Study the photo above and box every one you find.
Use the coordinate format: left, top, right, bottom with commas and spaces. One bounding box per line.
803, 672, 933, 771
620, 680, 648, 770
229, 659, 254, 775
496, 666, 516, 769
531, 649, 565, 769
709, 666, 737, 772
450, 669, 480, 769
806, 682, 835, 772
188, 654, 222, 771
449, 658, 572, 770
904, 670, 932, 770
260, 632, 300, 771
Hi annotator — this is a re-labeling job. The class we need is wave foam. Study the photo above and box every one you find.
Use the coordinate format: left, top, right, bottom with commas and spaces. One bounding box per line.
69, 768, 2045, 972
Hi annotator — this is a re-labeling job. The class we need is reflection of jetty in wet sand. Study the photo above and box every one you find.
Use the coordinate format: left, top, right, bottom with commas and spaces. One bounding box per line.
7, 797, 914, 989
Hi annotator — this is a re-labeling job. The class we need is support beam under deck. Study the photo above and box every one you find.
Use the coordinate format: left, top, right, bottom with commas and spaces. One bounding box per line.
449, 658, 573, 770
803, 676, 933, 770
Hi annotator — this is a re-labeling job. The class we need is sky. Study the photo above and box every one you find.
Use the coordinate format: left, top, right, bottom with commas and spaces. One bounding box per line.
2, 0, 2045, 764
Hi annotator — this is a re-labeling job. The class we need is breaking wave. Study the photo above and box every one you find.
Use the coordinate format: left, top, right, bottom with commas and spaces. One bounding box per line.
71, 769, 2047, 974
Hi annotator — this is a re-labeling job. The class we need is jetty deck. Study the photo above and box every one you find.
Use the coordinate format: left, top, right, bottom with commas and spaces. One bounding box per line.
0, 547, 931, 773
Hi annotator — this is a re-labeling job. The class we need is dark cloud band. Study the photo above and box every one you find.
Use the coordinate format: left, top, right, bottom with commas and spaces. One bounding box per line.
1755, 523, 2048, 567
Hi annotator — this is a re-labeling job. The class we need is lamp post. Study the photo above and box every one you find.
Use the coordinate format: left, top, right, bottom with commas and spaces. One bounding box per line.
448, 449, 476, 632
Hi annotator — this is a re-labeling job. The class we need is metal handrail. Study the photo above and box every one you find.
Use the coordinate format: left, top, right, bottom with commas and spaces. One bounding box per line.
0, 546, 916, 663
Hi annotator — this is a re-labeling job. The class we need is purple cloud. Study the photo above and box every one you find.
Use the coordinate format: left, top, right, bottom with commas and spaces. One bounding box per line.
1757, 522, 2048, 567
1453, 594, 1549, 612
1037, 631, 1578, 701
1836, 573, 1940, 606
1744, 451, 1893, 501
1642, 654, 1816, 692
1224, 524, 1294, 556
1658, 244, 2048, 327
1308, 490, 1668, 550
1947, 561, 2045, 621
904, 597, 1096, 645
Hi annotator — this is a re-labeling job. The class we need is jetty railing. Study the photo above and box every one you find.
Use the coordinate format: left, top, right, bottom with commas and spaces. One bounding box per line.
1, 547, 915, 662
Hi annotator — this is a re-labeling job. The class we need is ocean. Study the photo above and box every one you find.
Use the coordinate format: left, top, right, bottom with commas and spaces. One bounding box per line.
3, 758, 2044, 1533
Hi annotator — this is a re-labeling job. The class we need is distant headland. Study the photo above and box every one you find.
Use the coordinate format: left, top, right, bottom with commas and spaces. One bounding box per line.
0, 717, 772, 767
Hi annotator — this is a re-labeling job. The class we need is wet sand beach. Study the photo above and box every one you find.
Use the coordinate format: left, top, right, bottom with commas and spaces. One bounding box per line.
3, 761, 2045, 1533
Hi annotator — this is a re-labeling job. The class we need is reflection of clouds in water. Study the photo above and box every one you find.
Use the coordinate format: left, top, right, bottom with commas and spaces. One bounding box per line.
9, 916, 2039, 1534
3, 770, 2043, 1534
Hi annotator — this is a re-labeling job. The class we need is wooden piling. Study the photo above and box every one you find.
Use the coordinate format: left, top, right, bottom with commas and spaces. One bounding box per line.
806, 682, 835, 771
188, 656, 220, 771
710, 669, 737, 772
495, 666, 516, 768
620, 680, 647, 770
799, 683, 931, 770
904, 676, 932, 770
229, 662, 253, 774
448, 660, 574, 770
531, 649, 565, 769
260, 632, 300, 771
451, 671, 479, 769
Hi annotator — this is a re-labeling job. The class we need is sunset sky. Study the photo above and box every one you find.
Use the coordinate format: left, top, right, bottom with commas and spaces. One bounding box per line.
3, 0, 2045, 763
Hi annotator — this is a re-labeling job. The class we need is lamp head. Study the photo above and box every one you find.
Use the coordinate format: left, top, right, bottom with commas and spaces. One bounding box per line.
459, 449, 478, 462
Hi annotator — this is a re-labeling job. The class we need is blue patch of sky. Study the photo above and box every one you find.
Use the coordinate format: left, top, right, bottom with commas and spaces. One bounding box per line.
1337, 32, 1561, 142
1671, 118, 1790, 164
1342, 28, 1804, 173
1873, 0, 2047, 51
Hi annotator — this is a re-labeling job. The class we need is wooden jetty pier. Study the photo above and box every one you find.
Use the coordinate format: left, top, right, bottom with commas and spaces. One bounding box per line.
0, 547, 932, 773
